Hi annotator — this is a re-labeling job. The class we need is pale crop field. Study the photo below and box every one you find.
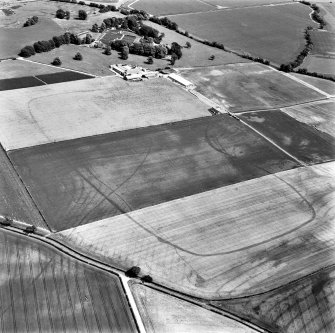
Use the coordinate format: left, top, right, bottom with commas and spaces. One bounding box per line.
131, 283, 258, 333
0, 229, 137, 332
57, 162, 335, 299
282, 99, 335, 138
0, 76, 210, 150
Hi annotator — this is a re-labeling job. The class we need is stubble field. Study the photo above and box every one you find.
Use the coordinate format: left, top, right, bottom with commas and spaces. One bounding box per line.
56, 162, 335, 299
168, 3, 317, 64
0, 76, 210, 150
0, 228, 137, 332
239, 110, 335, 164
180, 63, 323, 112
282, 99, 335, 138
9, 115, 298, 231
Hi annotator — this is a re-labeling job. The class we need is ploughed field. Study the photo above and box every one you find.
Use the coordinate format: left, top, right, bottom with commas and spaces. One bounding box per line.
0, 228, 137, 332
212, 266, 335, 333
180, 63, 324, 112
168, 3, 317, 64
131, 283, 258, 333
55, 162, 335, 298
0, 146, 46, 229
9, 115, 298, 231
239, 110, 335, 164
0, 77, 210, 150
282, 99, 335, 138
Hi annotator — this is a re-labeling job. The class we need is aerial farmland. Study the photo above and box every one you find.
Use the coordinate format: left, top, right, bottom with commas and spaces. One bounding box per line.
0, 0, 334, 332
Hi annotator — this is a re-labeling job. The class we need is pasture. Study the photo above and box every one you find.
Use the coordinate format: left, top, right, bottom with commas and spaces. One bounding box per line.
180, 63, 323, 112
0, 76, 210, 150
240, 110, 335, 164
168, 3, 317, 64
9, 115, 298, 231
100, 30, 137, 45
282, 99, 335, 138
56, 162, 335, 299
131, 283, 258, 333
212, 266, 335, 333
0, 17, 64, 59
0, 147, 47, 229
0, 59, 63, 79
0, 228, 137, 332
131, 0, 214, 15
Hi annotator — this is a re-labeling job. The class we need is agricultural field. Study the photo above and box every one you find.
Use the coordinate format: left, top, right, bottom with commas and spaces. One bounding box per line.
0, 59, 63, 79
212, 266, 335, 333
9, 115, 298, 231
131, 0, 214, 15
55, 162, 335, 298
180, 63, 323, 112
131, 283, 258, 333
310, 30, 335, 57
0, 228, 137, 332
36, 71, 94, 84
168, 3, 317, 65
239, 110, 335, 164
0, 146, 47, 229
0, 76, 210, 150
201, 0, 292, 8
282, 99, 335, 138
319, 2, 335, 32
299, 55, 335, 76
0, 76, 44, 91
290, 72, 335, 95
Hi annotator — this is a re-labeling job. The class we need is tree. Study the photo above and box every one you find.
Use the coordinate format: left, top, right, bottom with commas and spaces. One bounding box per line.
170, 52, 178, 65
74, 52, 83, 60
209, 55, 215, 60
185, 41, 191, 48
154, 44, 167, 59
78, 9, 87, 20
125, 266, 141, 278
141, 275, 153, 283
65, 11, 70, 19
85, 33, 93, 44
100, 22, 106, 32
91, 23, 98, 32
19, 45, 36, 57
121, 46, 129, 60
56, 9, 66, 19
104, 46, 112, 55
0, 216, 12, 226
52, 57, 62, 66
25, 225, 36, 234
170, 42, 182, 59
147, 56, 153, 64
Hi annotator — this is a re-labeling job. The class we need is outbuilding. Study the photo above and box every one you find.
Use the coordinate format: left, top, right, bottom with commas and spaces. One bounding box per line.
168, 73, 195, 89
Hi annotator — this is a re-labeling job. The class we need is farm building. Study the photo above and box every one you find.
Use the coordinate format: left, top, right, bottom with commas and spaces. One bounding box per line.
168, 73, 195, 89
111, 64, 157, 80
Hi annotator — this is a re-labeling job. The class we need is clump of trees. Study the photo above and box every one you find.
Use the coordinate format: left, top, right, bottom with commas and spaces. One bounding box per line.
99, 5, 117, 13
125, 266, 141, 278
23, 16, 38, 27
74, 52, 83, 60
56, 9, 70, 20
78, 9, 87, 20
104, 45, 112, 55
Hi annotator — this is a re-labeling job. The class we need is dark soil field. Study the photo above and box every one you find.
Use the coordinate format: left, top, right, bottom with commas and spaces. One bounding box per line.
0, 146, 46, 228
0, 228, 137, 332
240, 110, 335, 164
36, 71, 94, 84
168, 3, 317, 65
211, 266, 335, 333
0, 76, 44, 91
180, 64, 323, 112
9, 115, 298, 231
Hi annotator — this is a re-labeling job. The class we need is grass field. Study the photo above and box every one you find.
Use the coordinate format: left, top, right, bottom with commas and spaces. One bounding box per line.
0, 17, 64, 59
131, 283, 258, 333
0, 59, 63, 79
290, 73, 335, 96
0, 146, 47, 229
0, 228, 137, 332
299, 55, 335, 76
55, 162, 334, 298
180, 63, 323, 112
0, 76, 210, 150
132, 0, 214, 15
9, 115, 298, 231
282, 99, 335, 138
168, 3, 317, 64
212, 266, 335, 333
240, 110, 335, 164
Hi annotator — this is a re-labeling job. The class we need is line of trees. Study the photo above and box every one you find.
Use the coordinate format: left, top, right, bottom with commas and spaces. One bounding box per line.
300, 1, 326, 29
23, 16, 38, 27
149, 16, 178, 31
279, 26, 313, 72
296, 68, 335, 81
19, 32, 93, 58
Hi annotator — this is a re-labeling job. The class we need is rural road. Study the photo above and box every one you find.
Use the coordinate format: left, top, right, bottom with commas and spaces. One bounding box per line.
0, 222, 268, 333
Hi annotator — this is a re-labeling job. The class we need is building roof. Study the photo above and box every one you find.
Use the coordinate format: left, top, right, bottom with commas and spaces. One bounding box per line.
168, 73, 194, 87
